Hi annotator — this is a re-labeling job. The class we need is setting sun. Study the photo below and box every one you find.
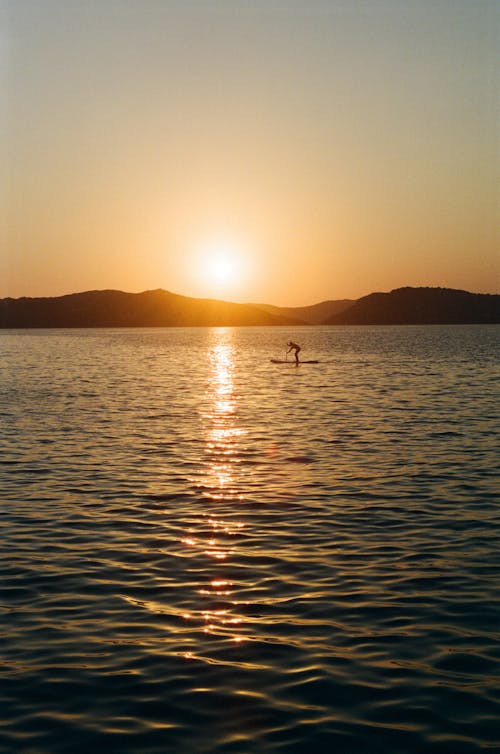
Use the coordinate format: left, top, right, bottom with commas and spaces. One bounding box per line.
194, 238, 251, 297
207, 253, 236, 285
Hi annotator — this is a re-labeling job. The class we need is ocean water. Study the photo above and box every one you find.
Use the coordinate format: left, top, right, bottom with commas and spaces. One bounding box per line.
1, 325, 499, 754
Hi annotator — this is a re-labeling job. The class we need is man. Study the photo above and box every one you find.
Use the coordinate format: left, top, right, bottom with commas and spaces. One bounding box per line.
287, 341, 301, 364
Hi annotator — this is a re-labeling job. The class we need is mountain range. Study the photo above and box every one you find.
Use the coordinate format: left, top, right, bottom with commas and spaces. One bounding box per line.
0, 287, 498, 328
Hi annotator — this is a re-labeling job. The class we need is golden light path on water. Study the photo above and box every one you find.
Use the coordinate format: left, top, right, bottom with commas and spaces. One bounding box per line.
182, 329, 249, 654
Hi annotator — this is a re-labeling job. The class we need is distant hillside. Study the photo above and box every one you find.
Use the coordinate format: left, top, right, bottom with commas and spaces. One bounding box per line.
324, 287, 500, 325
0, 289, 304, 328
2, 286, 498, 328
253, 299, 353, 324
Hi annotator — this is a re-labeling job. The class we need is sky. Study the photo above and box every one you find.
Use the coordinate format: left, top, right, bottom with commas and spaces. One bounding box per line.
1, 0, 498, 306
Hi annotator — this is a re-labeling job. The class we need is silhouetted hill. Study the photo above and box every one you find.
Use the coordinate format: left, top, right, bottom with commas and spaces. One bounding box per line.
253, 299, 353, 324
0, 289, 305, 328
324, 287, 500, 325
2, 286, 498, 328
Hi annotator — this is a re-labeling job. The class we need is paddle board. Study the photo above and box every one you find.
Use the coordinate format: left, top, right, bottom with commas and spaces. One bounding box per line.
270, 359, 319, 364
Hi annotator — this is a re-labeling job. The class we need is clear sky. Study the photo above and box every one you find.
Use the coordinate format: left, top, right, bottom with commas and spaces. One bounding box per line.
2, 0, 498, 305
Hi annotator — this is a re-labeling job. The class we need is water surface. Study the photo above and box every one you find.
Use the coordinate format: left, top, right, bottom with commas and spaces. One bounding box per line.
1, 325, 499, 753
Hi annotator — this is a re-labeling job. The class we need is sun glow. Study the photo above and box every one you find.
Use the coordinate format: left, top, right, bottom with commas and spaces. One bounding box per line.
195, 238, 249, 295
210, 255, 235, 284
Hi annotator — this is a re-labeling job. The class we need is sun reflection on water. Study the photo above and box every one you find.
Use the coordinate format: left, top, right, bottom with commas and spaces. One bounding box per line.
200, 329, 246, 497
181, 329, 249, 654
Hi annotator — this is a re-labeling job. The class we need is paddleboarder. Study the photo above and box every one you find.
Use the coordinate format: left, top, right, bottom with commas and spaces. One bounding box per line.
287, 341, 301, 364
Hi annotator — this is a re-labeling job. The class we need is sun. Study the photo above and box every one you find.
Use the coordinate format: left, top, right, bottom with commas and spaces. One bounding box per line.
197, 239, 247, 293
209, 254, 236, 285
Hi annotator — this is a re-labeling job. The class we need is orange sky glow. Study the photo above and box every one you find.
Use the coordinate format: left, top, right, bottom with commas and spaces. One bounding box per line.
1, 1, 498, 306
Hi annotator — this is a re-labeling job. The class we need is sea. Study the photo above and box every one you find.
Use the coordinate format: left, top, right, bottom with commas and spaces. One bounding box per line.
1, 325, 499, 754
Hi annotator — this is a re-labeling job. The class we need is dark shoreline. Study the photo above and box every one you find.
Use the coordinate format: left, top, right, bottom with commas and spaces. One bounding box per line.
1, 286, 499, 327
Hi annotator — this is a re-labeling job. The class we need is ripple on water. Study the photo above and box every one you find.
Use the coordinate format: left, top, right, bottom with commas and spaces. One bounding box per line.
0, 325, 499, 753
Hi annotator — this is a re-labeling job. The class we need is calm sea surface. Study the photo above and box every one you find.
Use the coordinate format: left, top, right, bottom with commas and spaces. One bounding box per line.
1, 325, 499, 754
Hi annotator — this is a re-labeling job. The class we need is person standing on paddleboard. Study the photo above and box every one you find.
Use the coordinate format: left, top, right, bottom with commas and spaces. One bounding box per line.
287, 341, 301, 364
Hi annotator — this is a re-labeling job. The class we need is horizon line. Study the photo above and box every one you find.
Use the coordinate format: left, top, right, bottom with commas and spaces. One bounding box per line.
1, 283, 499, 309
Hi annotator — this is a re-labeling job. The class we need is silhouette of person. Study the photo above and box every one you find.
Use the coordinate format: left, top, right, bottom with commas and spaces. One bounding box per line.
287, 341, 301, 364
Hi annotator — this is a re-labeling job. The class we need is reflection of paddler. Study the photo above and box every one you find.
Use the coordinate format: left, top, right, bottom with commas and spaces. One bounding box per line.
287, 341, 301, 364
